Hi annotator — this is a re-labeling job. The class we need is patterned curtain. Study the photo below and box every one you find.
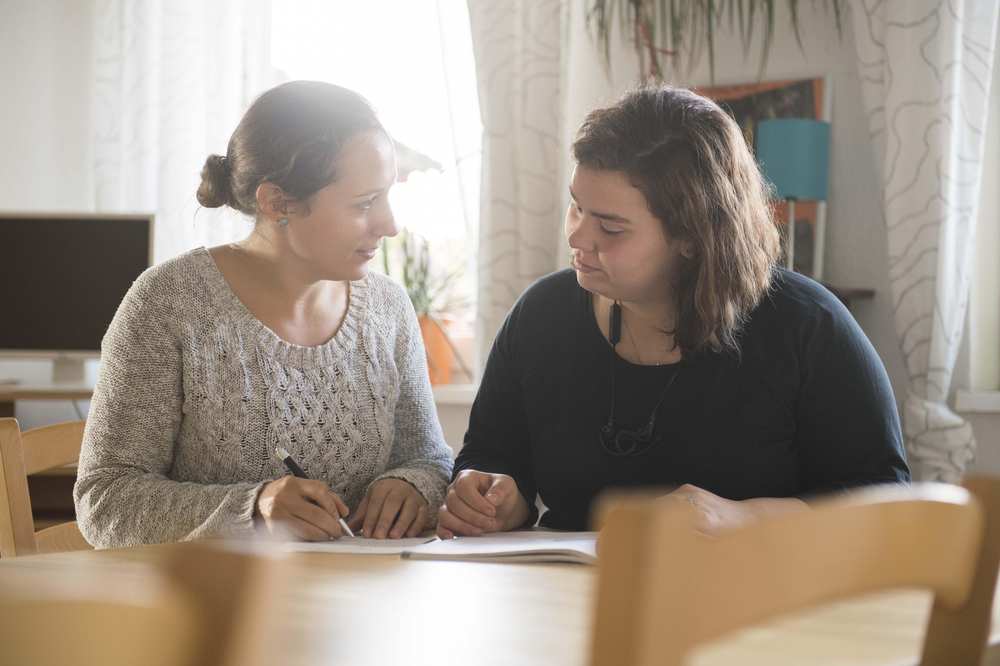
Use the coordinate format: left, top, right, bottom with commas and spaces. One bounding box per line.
466, 0, 568, 368
852, 0, 999, 481
92, 0, 273, 262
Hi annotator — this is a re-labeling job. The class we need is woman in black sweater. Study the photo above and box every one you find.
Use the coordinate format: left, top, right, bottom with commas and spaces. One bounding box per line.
438, 85, 909, 537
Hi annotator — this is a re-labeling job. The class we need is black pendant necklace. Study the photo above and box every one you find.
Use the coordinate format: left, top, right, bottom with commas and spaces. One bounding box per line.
599, 301, 681, 457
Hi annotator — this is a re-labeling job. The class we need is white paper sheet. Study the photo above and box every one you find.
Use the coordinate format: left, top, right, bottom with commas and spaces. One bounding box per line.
401, 531, 598, 564
282, 536, 437, 554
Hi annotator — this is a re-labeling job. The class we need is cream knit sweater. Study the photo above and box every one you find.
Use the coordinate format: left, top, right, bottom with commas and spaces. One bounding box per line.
74, 247, 453, 548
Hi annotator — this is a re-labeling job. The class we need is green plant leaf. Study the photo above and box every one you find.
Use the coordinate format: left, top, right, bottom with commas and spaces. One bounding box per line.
755, 0, 776, 80
737, 0, 748, 53
706, 0, 716, 84
788, 0, 804, 54
382, 227, 465, 318
831, 0, 843, 39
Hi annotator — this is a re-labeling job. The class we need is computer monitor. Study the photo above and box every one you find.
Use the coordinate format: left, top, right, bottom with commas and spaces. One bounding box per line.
0, 212, 153, 383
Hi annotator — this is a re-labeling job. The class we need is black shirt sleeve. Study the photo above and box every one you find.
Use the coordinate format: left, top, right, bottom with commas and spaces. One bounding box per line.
792, 287, 910, 495
453, 298, 538, 526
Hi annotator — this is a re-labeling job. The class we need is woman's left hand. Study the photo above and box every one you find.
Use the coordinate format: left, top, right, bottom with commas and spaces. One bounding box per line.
665, 484, 807, 536
348, 478, 430, 539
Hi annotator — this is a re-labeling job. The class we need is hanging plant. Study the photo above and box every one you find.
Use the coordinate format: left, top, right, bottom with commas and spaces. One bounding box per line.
586, 0, 845, 82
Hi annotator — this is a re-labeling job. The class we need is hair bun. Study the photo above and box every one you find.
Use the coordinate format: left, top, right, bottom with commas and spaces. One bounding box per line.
196, 154, 232, 208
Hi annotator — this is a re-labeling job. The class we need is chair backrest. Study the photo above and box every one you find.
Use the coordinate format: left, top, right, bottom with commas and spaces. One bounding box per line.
0, 417, 91, 557
0, 541, 288, 666
921, 477, 1000, 664
590, 481, 999, 666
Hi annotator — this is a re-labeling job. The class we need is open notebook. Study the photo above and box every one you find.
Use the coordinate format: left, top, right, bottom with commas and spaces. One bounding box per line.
401, 530, 598, 565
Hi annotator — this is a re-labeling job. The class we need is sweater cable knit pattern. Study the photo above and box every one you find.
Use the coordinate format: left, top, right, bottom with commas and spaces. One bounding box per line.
74, 247, 453, 548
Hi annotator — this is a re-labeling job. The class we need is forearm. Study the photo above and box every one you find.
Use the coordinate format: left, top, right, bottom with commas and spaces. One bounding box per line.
74, 468, 265, 548
374, 464, 450, 516
387, 387, 454, 512
387, 297, 456, 512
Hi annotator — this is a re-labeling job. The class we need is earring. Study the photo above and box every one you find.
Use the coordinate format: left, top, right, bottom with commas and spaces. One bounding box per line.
277, 217, 289, 227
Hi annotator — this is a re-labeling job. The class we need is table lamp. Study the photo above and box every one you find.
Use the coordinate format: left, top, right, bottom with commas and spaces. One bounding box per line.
755, 118, 830, 275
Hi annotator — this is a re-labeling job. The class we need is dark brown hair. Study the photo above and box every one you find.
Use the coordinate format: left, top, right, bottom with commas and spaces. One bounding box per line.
572, 84, 780, 355
197, 80, 383, 215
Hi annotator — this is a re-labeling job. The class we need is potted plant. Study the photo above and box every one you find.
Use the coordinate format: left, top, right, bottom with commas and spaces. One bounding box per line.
381, 229, 471, 385
586, 0, 845, 82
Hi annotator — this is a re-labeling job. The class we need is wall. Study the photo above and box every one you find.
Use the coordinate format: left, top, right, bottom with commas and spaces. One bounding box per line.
433, 388, 476, 456
0, 1, 95, 211
0, 0, 98, 428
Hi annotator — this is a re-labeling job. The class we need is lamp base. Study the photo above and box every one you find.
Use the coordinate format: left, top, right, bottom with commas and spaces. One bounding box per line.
786, 198, 796, 271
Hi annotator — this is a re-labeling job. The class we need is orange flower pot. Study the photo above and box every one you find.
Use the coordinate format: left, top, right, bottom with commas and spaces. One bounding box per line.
418, 315, 453, 385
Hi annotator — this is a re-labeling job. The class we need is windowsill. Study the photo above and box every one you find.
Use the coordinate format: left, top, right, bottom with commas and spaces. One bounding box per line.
433, 384, 478, 406
955, 390, 1000, 413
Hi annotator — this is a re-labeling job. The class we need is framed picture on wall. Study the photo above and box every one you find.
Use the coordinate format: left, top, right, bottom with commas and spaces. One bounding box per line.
695, 77, 832, 280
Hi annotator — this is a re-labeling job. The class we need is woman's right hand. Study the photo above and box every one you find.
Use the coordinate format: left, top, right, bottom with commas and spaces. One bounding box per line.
436, 470, 530, 539
255, 475, 350, 541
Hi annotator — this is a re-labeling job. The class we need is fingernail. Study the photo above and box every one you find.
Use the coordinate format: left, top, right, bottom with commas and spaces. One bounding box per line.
486, 493, 500, 506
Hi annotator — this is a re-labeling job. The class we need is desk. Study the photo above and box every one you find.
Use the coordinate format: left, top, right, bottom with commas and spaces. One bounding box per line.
1, 543, 998, 666
0, 381, 93, 418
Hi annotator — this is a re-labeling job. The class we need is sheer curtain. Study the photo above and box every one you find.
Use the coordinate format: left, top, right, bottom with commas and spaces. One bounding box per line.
466, 0, 568, 366
852, 0, 999, 481
92, 0, 274, 262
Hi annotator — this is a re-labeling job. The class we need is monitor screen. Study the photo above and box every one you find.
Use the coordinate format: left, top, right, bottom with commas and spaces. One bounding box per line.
0, 213, 152, 353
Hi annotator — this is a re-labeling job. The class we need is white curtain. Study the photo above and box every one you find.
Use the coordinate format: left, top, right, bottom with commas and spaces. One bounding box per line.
852, 0, 999, 481
92, 0, 274, 262
466, 0, 568, 366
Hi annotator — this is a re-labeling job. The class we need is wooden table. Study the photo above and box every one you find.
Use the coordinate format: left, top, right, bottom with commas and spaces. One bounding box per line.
2, 543, 999, 665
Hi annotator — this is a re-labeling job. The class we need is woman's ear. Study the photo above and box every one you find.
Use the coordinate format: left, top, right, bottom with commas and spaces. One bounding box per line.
255, 182, 289, 221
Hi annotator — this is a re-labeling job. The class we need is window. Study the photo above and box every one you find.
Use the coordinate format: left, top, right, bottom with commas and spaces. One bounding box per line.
958, 42, 1000, 410
271, 0, 482, 383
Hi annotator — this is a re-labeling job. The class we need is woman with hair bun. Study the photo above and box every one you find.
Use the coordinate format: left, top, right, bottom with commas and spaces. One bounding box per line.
75, 80, 453, 547
438, 85, 909, 538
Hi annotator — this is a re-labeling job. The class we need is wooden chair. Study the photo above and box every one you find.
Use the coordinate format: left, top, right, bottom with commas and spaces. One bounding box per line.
924, 477, 1000, 664
0, 417, 92, 557
0, 541, 288, 666
591, 479, 1000, 666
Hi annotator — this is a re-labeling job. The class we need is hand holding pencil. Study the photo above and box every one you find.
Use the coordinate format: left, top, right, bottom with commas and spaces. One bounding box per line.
252, 448, 353, 541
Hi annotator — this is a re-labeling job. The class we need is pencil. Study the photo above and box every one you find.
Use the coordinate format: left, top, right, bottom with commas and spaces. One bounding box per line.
274, 447, 355, 538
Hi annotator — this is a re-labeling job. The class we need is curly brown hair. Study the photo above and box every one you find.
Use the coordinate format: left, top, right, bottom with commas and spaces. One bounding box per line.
572, 85, 781, 355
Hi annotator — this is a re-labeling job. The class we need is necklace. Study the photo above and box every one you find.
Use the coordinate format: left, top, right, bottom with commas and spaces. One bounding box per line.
600, 301, 682, 457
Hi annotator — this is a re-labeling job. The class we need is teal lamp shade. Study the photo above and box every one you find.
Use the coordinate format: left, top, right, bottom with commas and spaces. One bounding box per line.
755, 119, 830, 201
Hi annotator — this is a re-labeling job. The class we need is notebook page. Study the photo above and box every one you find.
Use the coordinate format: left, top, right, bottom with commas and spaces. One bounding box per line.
402, 531, 598, 564
282, 536, 436, 555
